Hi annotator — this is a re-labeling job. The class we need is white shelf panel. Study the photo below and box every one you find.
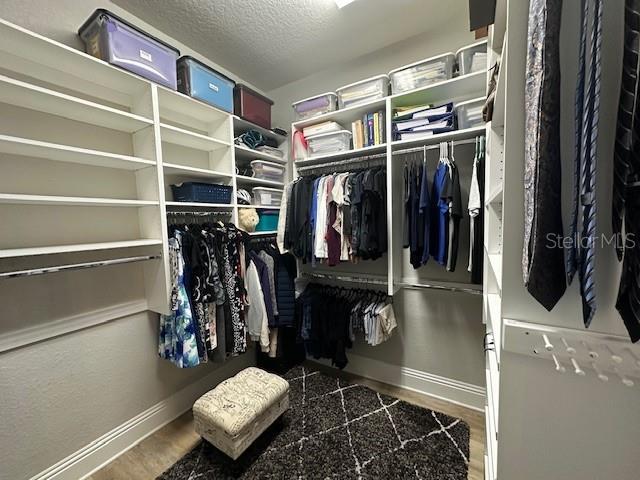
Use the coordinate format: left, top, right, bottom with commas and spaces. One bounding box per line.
247, 230, 278, 236
0, 193, 158, 207
0, 239, 162, 259
163, 163, 233, 180
487, 293, 502, 362
165, 201, 234, 208
159, 123, 230, 152
235, 145, 286, 164
492, 0, 507, 56
390, 126, 485, 150
486, 349, 500, 426
0, 134, 154, 170
292, 97, 387, 130
295, 143, 387, 167
239, 204, 281, 210
233, 116, 287, 145
485, 405, 498, 480
492, 53, 506, 129
0, 74, 153, 133
484, 454, 491, 480
0, 19, 150, 109
235, 175, 285, 188
488, 253, 503, 291
485, 184, 503, 206
157, 86, 229, 125
390, 71, 486, 108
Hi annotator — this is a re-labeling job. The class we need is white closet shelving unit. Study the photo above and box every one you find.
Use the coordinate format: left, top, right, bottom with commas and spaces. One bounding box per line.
291, 62, 487, 297
233, 114, 288, 237
0, 18, 287, 314
482, 0, 507, 478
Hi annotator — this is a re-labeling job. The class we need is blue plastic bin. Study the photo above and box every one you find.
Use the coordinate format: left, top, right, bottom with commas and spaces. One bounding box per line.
170, 182, 233, 204
177, 56, 235, 112
79, 9, 180, 89
256, 211, 279, 231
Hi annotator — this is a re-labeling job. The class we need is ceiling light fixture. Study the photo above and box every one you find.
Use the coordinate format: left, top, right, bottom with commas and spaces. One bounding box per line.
334, 0, 358, 8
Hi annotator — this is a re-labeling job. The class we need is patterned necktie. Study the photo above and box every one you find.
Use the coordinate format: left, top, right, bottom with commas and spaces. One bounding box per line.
566, 0, 589, 284
572, 0, 603, 327
614, 1, 640, 343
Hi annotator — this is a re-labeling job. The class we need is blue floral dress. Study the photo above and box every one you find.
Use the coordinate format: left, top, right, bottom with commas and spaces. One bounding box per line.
158, 233, 200, 368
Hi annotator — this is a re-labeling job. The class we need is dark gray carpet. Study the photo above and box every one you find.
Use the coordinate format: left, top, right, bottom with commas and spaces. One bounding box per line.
157, 366, 470, 479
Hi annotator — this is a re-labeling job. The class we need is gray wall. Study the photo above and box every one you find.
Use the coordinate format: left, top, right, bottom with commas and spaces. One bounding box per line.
268, 15, 486, 388
0, 2, 256, 479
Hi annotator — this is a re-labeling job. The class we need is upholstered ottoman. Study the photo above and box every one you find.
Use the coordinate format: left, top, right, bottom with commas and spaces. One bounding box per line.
193, 367, 289, 460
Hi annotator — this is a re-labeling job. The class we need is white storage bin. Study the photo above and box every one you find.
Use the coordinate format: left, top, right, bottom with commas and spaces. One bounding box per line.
292, 92, 338, 121
250, 160, 285, 182
456, 40, 488, 75
256, 145, 285, 159
306, 130, 352, 156
302, 121, 343, 138
336, 75, 389, 109
253, 187, 283, 207
389, 53, 455, 94
456, 97, 485, 129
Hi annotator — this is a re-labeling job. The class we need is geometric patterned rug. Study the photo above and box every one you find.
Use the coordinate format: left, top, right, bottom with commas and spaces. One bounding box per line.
157, 365, 470, 479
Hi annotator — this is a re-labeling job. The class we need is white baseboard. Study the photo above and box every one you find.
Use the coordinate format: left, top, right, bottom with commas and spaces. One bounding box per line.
312, 353, 486, 412
30, 354, 255, 480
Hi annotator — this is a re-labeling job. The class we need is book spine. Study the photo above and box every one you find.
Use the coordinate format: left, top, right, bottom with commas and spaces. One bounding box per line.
373, 113, 380, 145
378, 110, 385, 144
362, 114, 369, 147
351, 121, 359, 149
367, 113, 374, 147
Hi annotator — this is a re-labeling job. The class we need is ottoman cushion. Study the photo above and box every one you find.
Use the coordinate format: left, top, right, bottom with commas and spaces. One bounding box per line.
193, 367, 289, 459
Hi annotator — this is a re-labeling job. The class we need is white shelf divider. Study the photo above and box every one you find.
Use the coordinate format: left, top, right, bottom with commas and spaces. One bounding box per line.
235, 175, 285, 188
0, 134, 155, 170
0, 73, 153, 133
159, 123, 230, 152
390, 126, 486, 150
295, 143, 386, 167
0, 240, 162, 259
292, 97, 387, 130
234, 145, 287, 164
390, 71, 486, 107
0, 193, 159, 207
165, 201, 235, 208
162, 162, 233, 180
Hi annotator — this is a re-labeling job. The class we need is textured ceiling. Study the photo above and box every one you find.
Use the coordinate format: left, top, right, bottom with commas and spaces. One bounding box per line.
111, 0, 466, 91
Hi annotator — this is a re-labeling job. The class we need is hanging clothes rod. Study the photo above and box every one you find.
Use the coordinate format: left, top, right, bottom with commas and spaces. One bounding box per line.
167, 210, 232, 216
300, 271, 388, 286
296, 136, 484, 173
296, 154, 386, 173
395, 281, 483, 295
0, 255, 161, 279
392, 137, 482, 156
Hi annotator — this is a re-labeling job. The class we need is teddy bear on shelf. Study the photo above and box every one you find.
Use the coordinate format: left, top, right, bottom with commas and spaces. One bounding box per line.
238, 207, 259, 233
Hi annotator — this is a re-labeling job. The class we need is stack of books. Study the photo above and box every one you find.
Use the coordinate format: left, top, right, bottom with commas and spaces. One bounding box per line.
392, 103, 455, 141
351, 110, 385, 149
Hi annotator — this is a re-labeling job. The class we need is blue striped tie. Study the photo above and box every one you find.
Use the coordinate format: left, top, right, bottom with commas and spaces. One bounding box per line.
575, 0, 603, 327
566, 0, 589, 284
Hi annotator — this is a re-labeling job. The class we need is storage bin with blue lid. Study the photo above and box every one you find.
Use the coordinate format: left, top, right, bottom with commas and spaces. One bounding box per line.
255, 211, 279, 232
177, 56, 235, 112
78, 9, 180, 89
170, 182, 233, 204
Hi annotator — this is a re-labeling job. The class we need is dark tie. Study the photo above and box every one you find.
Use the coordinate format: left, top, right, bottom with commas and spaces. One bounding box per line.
566, 0, 588, 284
615, 0, 640, 343
567, 0, 602, 327
523, 0, 567, 311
